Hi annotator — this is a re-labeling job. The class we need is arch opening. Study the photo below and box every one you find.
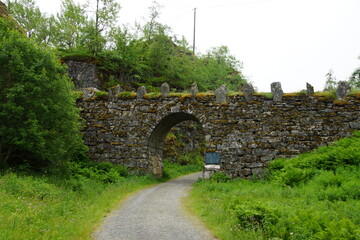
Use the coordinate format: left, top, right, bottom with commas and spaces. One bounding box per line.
148, 112, 204, 176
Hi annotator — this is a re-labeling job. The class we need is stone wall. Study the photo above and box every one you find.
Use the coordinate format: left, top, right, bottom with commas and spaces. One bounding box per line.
65, 60, 101, 89
77, 89, 360, 178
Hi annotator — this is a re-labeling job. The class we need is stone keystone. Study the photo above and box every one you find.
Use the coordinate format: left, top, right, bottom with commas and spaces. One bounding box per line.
190, 82, 199, 97
244, 83, 255, 102
271, 82, 283, 102
161, 83, 170, 97
306, 83, 314, 96
336, 81, 350, 99
137, 86, 147, 99
215, 85, 227, 103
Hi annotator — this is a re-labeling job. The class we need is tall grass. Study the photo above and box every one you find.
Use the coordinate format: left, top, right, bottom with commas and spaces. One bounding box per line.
187, 132, 360, 240
0, 158, 202, 239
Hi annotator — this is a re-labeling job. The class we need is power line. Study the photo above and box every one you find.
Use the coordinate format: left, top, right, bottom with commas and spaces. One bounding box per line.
164, 9, 193, 23
201, 0, 280, 10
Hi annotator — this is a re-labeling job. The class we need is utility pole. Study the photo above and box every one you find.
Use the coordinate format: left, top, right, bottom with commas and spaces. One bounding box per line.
193, 8, 196, 55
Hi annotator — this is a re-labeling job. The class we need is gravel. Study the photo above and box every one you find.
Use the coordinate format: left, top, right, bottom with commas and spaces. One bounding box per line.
93, 172, 217, 240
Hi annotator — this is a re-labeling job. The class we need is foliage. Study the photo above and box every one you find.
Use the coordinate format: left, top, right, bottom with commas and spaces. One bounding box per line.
210, 172, 230, 183
177, 151, 203, 166
0, 167, 156, 239
0, 18, 86, 170
323, 69, 338, 91
8, 0, 53, 43
162, 160, 202, 180
95, 90, 109, 100
349, 66, 360, 90
187, 131, 360, 240
53, 0, 87, 50
0, 158, 202, 239
5, 0, 248, 92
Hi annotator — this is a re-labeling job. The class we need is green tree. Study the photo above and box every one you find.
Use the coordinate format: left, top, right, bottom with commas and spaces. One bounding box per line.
8, 0, 53, 44
349, 56, 360, 90
86, 0, 120, 54
54, 0, 87, 50
0, 18, 86, 170
191, 46, 246, 91
324, 69, 337, 91
349, 67, 360, 90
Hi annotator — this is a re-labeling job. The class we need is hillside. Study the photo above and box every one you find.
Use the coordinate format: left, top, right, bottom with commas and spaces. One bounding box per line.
187, 131, 360, 239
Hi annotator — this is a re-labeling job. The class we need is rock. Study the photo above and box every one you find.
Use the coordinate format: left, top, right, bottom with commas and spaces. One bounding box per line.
336, 81, 350, 99
190, 82, 198, 97
161, 83, 170, 97
306, 82, 314, 96
109, 85, 123, 101
244, 84, 255, 102
65, 60, 101, 89
83, 88, 99, 98
271, 82, 283, 102
215, 85, 227, 103
137, 86, 147, 99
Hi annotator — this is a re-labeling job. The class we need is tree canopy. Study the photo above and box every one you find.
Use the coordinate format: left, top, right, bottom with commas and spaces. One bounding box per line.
7, 0, 248, 91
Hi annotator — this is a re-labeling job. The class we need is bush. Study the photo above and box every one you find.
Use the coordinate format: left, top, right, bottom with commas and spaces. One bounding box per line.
67, 161, 129, 187
0, 18, 86, 171
230, 201, 279, 232
177, 152, 203, 165
211, 172, 230, 183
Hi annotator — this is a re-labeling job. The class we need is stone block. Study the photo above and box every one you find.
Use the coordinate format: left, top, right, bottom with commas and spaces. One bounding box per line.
137, 86, 147, 99
190, 82, 198, 97
215, 85, 227, 103
271, 82, 283, 102
161, 83, 170, 97
336, 81, 350, 99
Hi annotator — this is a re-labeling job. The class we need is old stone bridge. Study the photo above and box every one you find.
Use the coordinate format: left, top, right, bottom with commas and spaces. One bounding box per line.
77, 84, 360, 178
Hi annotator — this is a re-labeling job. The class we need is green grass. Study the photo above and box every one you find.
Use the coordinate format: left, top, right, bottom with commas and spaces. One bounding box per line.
0, 160, 202, 239
187, 132, 360, 240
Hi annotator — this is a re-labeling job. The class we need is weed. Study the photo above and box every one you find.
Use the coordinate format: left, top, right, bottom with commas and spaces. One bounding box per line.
117, 91, 137, 99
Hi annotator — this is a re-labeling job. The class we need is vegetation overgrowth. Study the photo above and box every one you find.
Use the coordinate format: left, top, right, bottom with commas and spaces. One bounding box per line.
187, 132, 360, 240
6, 0, 248, 92
0, 159, 203, 239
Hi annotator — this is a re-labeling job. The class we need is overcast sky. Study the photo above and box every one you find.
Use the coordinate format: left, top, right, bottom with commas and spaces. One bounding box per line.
34, 0, 360, 92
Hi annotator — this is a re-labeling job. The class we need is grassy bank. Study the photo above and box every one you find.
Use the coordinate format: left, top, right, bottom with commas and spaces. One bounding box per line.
0, 161, 202, 239
187, 132, 360, 240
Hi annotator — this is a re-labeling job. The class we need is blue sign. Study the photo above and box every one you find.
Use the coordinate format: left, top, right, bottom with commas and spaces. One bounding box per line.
205, 152, 220, 164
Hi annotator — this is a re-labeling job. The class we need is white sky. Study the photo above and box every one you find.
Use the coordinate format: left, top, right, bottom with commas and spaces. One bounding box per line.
34, 0, 360, 92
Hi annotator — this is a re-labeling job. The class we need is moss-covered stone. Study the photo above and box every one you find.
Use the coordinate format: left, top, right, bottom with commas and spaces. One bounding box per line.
77, 89, 360, 178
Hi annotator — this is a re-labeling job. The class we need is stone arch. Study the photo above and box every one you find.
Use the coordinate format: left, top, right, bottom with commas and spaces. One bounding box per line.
148, 112, 202, 176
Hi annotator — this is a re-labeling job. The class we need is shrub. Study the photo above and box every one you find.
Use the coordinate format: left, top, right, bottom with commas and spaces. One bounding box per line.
177, 152, 203, 165
210, 172, 230, 183
229, 201, 280, 233
0, 18, 86, 171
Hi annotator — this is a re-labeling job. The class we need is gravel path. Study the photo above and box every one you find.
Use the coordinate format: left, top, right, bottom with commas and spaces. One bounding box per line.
93, 172, 217, 240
